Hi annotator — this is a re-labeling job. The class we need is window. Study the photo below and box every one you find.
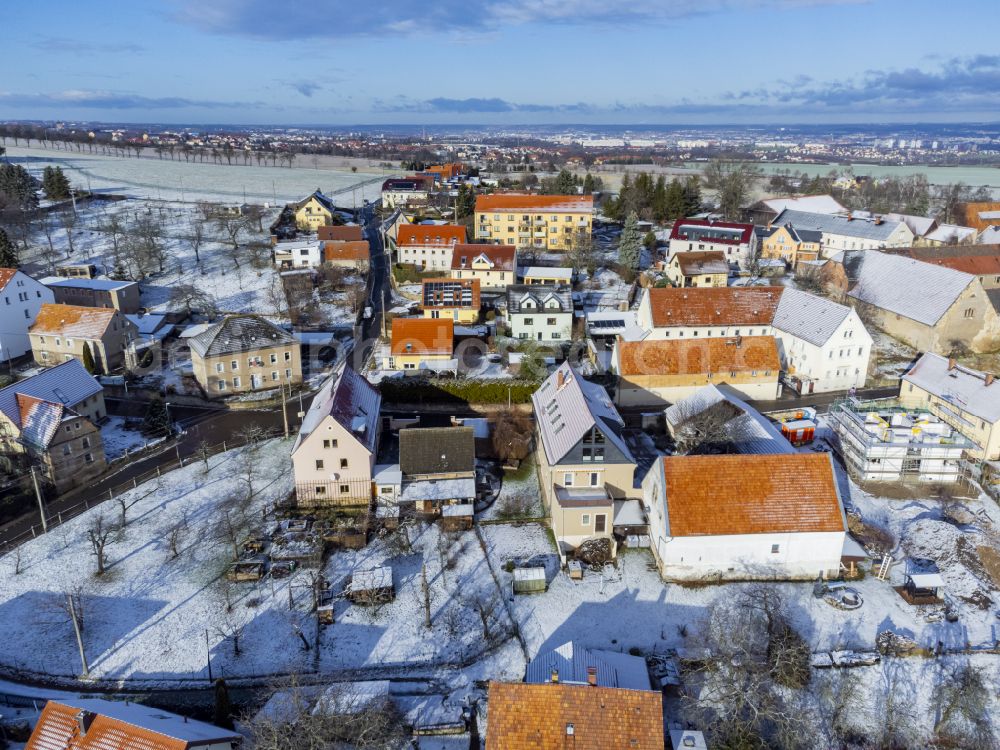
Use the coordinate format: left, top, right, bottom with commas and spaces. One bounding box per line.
316, 459, 325, 470
270, 353, 277, 364
285, 368, 292, 379
771, 544, 780, 554
582, 447, 592, 462
323, 439, 338, 449
563, 472, 574, 486
216, 363, 224, 373
964, 308, 975, 318
285, 351, 292, 361
23, 309, 29, 319
595, 514, 606, 533
523, 317, 534, 325
546, 317, 557, 325
84, 453, 94, 464
233, 377, 241, 387
581, 514, 590, 525
217, 379, 227, 390
82, 437, 90, 448
590, 472, 599, 487
315, 485, 327, 495
231, 360, 238, 370
340, 458, 348, 469
339, 484, 350, 494
272, 371, 278, 380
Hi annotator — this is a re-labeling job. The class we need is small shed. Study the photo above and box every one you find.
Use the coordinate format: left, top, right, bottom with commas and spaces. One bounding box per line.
440, 503, 474, 531
900, 572, 944, 604
567, 560, 583, 580
348, 566, 395, 604
780, 418, 816, 446
512, 566, 547, 595
228, 560, 265, 582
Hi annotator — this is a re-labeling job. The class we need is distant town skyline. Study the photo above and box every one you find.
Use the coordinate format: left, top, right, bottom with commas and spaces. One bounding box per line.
2, 0, 999, 125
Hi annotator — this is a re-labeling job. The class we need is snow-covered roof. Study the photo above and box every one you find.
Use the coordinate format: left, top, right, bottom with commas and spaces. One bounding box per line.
924, 224, 977, 244
836, 250, 974, 326
41, 277, 137, 292
977, 226, 1000, 244
761, 195, 846, 215
525, 641, 651, 690
293, 364, 381, 454
532, 362, 633, 466
125, 313, 170, 337
507, 284, 573, 315
613, 499, 646, 526
908, 572, 944, 589
373, 463, 402, 486
400, 477, 475, 503
313, 681, 391, 715
188, 315, 295, 358
902, 352, 1000, 424
772, 287, 853, 347
350, 567, 392, 592
585, 311, 646, 342
669, 729, 708, 750
773, 209, 908, 241
0, 360, 101, 427
522, 266, 572, 280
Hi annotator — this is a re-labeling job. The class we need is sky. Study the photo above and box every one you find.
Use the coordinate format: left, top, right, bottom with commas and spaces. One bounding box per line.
1, 0, 999, 126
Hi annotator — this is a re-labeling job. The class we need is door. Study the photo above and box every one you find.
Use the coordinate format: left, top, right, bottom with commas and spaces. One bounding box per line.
537, 332, 543, 341
251, 374, 263, 389
595, 514, 606, 534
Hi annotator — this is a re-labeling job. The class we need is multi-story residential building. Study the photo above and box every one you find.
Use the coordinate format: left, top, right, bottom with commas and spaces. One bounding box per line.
450, 244, 517, 289
41, 277, 141, 314
421, 278, 481, 323
384, 317, 454, 372
821, 250, 1000, 354
475, 194, 593, 251
899, 353, 1000, 460
770, 209, 915, 257
188, 315, 301, 397
521, 266, 573, 285
506, 284, 573, 343
381, 177, 430, 208
0, 268, 54, 361
757, 223, 823, 267
272, 238, 323, 269
613, 336, 781, 405
664, 251, 728, 287
293, 190, 337, 231
394, 224, 467, 270
667, 219, 758, 271
0, 360, 107, 493
829, 397, 974, 482
292, 365, 381, 506
642, 453, 847, 581
532, 363, 638, 556
423, 163, 464, 182
29, 304, 137, 374
636, 286, 872, 393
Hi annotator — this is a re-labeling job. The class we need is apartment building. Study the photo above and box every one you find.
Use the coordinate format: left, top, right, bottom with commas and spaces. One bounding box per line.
293, 190, 337, 231
475, 194, 593, 251
0, 268, 54, 360
667, 219, 758, 271
771, 209, 915, 257
395, 224, 467, 270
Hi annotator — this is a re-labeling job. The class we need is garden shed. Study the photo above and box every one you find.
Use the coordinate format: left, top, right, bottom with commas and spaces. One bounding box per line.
347, 566, 395, 604
512, 566, 547, 595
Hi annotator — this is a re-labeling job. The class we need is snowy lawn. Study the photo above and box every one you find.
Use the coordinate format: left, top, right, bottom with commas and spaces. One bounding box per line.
99, 416, 166, 460
477, 456, 542, 522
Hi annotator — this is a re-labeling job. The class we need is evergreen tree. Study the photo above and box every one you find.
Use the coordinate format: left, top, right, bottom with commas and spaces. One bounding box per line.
682, 176, 702, 216
651, 176, 668, 222
555, 169, 576, 194
582, 173, 596, 195
455, 183, 475, 219
618, 211, 642, 271
0, 163, 39, 210
143, 397, 172, 436
0, 228, 18, 268
214, 679, 234, 730
80, 342, 97, 374
664, 179, 686, 220
51, 167, 71, 200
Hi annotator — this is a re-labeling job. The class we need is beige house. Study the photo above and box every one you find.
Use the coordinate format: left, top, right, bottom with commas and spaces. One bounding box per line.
29, 303, 137, 374
665, 251, 728, 287
899, 353, 1000, 461
475, 194, 593, 251
43, 278, 142, 314
450, 244, 517, 289
188, 315, 302, 398
532, 363, 638, 558
0, 360, 107, 493
293, 190, 336, 231
292, 365, 382, 506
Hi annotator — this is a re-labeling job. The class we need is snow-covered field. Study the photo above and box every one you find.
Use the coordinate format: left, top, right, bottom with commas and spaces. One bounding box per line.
99, 416, 165, 460
5, 146, 388, 205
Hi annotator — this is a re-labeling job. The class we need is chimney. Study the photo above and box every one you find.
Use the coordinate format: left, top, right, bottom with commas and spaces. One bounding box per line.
948, 357, 956, 371
587, 666, 598, 686
557, 370, 565, 389
986, 373, 994, 387
550, 667, 559, 683
75, 710, 96, 737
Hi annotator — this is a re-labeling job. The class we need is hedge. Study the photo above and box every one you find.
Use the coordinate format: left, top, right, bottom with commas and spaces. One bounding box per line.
378, 377, 540, 405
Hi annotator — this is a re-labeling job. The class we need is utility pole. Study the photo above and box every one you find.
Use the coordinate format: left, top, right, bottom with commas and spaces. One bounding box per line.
31, 466, 48, 533
68, 594, 89, 677
206, 628, 213, 683
281, 383, 289, 438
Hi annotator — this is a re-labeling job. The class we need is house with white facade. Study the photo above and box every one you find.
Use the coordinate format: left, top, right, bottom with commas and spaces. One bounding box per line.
394, 224, 466, 271
506, 284, 573, 343
0, 268, 54, 361
450, 244, 517, 290
636, 286, 872, 393
273, 238, 323, 269
642, 453, 848, 581
770, 209, 915, 257
667, 219, 757, 271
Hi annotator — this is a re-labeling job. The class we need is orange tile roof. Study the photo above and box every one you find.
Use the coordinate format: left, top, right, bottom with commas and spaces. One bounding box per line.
0, 268, 18, 290
451, 243, 517, 272
485, 681, 664, 750
421, 277, 481, 309
391, 317, 454, 356
659, 453, 846, 537
646, 286, 783, 328
30, 303, 117, 338
317, 225, 363, 242
323, 240, 370, 263
476, 193, 594, 213
396, 224, 467, 247
617, 336, 779, 376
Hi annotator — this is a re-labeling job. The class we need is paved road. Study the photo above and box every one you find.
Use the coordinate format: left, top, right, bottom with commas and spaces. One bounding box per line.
357, 203, 390, 364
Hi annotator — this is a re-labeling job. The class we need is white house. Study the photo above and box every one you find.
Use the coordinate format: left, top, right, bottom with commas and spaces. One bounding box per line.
642, 453, 848, 581
394, 224, 466, 271
506, 284, 573, 343
0, 268, 55, 362
273, 238, 323, 268
771, 287, 871, 393
667, 219, 758, 271
636, 286, 872, 393
771, 209, 915, 257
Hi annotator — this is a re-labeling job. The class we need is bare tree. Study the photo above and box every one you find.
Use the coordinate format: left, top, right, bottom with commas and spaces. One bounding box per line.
215, 492, 252, 561
492, 409, 533, 462
86, 514, 116, 575
188, 216, 207, 264
37, 214, 60, 272
932, 662, 994, 748
116, 493, 144, 530
216, 214, 248, 252
169, 283, 218, 317
58, 208, 77, 257
166, 513, 188, 560
420, 563, 431, 628
216, 610, 248, 657
668, 399, 740, 455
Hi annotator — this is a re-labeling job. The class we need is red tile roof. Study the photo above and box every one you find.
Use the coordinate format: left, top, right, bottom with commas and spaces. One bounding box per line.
450, 244, 516, 272
645, 287, 784, 328
669, 218, 754, 245
390, 317, 454, 356
485, 681, 664, 750
617, 336, 779, 376
659, 453, 846, 537
396, 224, 467, 247
476, 193, 593, 213
323, 240, 370, 263
889, 246, 1000, 276
0, 268, 18, 291
317, 225, 363, 242
30, 304, 118, 338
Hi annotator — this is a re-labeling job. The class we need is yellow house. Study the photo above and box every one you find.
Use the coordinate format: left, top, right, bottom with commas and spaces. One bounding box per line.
385, 317, 455, 371
421, 278, 481, 324
665, 252, 728, 287
293, 190, 336, 231
475, 194, 593, 251
760, 224, 823, 267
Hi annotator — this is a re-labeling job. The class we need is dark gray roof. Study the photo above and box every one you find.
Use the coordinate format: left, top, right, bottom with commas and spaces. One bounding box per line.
188, 315, 296, 358
293, 365, 381, 454
0, 360, 101, 424
399, 426, 474, 476
506, 284, 573, 315
773, 209, 909, 242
